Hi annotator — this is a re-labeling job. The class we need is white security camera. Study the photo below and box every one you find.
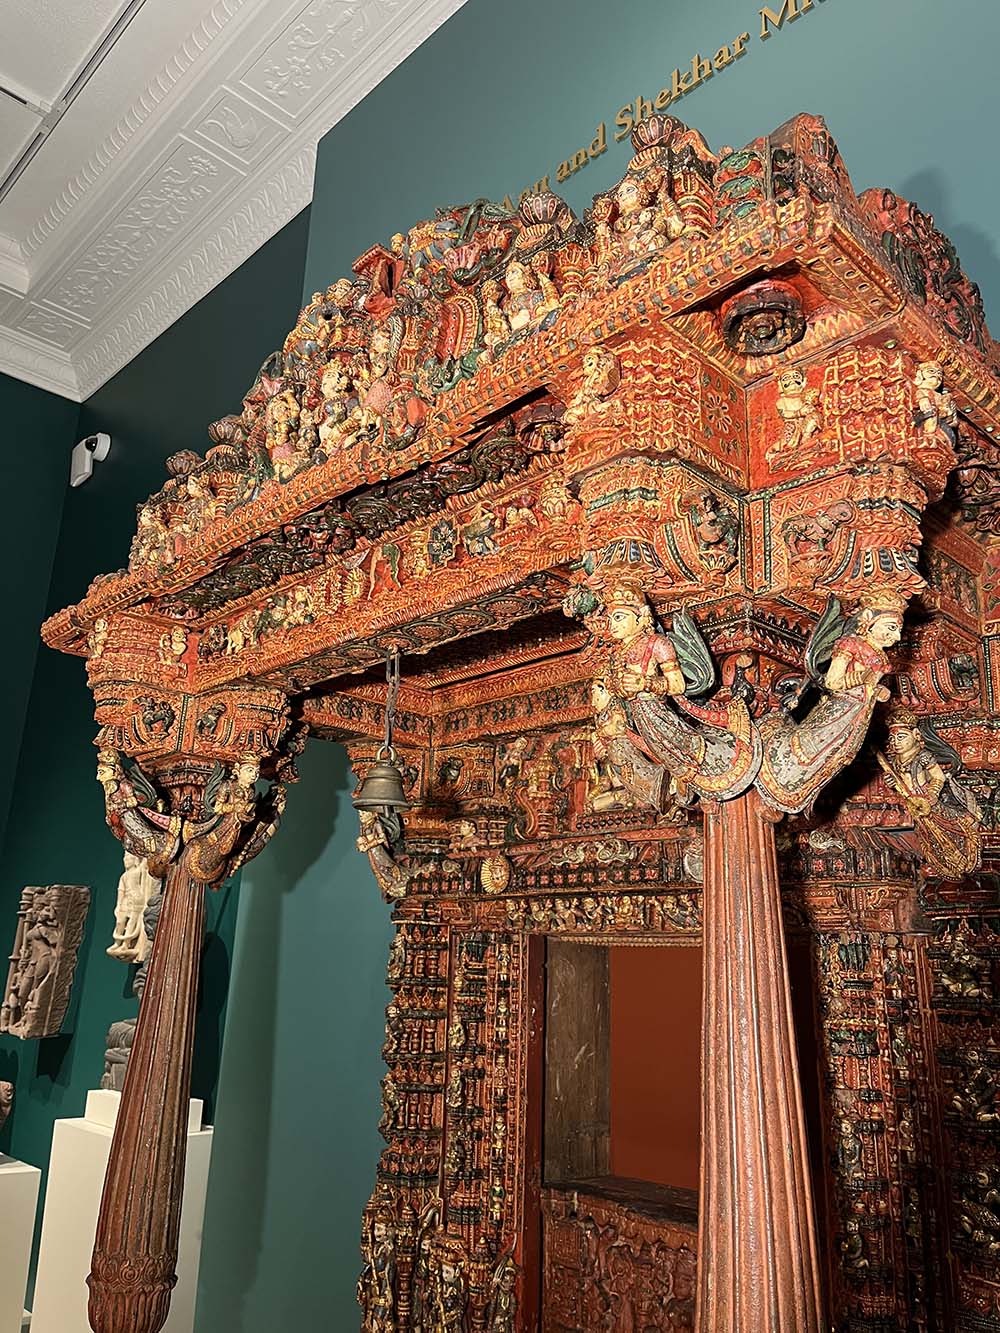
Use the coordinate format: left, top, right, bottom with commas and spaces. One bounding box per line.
70, 432, 111, 488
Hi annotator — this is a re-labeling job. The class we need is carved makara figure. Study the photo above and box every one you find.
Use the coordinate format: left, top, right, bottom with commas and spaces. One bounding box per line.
755, 591, 904, 813
107, 852, 161, 963
1, 884, 90, 1040
356, 808, 409, 900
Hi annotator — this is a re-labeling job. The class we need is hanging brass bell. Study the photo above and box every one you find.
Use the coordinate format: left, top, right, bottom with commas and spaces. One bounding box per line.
352, 749, 409, 811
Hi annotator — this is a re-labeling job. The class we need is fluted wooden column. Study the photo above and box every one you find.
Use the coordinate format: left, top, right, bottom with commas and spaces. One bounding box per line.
696, 790, 823, 1333
87, 865, 206, 1333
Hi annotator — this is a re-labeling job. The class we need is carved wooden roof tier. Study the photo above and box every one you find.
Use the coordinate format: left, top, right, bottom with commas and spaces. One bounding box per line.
41, 111, 1000, 774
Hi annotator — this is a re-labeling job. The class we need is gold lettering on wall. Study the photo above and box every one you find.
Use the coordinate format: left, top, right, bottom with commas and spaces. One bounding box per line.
506, 0, 827, 203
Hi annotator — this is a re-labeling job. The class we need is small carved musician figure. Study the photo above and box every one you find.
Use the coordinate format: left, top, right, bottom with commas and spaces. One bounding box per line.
876, 708, 982, 877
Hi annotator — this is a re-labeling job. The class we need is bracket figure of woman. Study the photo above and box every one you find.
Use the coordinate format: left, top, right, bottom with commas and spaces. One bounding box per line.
755, 590, 905, 814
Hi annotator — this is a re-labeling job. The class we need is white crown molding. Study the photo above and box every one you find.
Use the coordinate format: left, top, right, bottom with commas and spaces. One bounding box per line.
22, 0, 251, 261
0, 235, 29, 297
0, 325, 79, 398
0, 0, 469, 403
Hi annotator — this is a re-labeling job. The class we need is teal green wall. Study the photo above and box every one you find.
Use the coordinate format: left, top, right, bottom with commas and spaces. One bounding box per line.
0, 209, 311, 1293
0, 375, 79, 851
195, 1, 1000, 1329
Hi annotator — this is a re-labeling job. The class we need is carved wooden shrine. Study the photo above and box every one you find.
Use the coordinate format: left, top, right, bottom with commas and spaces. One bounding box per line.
42, 112, 1000, 1332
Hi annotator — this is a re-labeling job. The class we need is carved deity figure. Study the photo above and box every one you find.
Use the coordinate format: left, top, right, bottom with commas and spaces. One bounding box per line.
913, 359, 958, 441
564, 347, 622, 425
316, 358, 366, 456
589, 580, 758, 805
501, 257, 560, 333
107, 852, 161, 963
486, 1255, 517, 1333
770, 367, 822, 463
411, 1204, 440, 1333
101, 1018, 137, 1091
158, 626, 188, 675
432, 1251, 467, 1332
596, 175, 689, 270
0, 1080, 11, 1132
756, 592, 903, 813
952, 1047, 1000, 1128
357, 1211, 397, 1332
89, 617, 109, 659
265, 388, 310, 481
939, 924, 992, 1000
876, 710, 982, 877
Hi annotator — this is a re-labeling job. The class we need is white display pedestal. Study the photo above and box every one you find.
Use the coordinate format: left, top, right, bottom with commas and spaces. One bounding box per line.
0, 1154, 41, 1333
30, 1091, 212, 1333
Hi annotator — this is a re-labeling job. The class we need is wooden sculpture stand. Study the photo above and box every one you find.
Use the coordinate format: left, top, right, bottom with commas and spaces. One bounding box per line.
42, 110, 1000, 1332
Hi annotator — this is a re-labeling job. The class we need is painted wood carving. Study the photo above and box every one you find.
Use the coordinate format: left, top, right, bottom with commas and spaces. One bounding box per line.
41, 111, 1000, 1332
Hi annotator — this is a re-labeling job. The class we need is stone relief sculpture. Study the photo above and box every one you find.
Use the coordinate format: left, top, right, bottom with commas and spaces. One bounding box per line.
107, 852, 161, 963
0, 1080, 12, 1133
1, 885, 90, 1039
101, 1020, 136, 1093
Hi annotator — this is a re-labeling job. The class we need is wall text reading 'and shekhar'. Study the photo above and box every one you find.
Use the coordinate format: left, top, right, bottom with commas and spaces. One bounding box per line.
502, 0, 826, 207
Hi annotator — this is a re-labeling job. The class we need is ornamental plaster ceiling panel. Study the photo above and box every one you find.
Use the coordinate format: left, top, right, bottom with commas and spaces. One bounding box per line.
0, 0, 468, 400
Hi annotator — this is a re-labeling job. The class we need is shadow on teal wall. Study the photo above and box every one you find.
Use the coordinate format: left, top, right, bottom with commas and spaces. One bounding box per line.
0, 375, 79, 852
0, 209, 311, 1298
195, 741, 391, 1331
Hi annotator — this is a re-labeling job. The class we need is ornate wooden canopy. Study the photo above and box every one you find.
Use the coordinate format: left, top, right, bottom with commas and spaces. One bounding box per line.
43, 111, 1000, 1333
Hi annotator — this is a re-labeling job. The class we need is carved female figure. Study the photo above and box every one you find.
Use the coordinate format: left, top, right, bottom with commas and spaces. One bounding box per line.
876, 710, 981, 876
593, 581, 759, 803
755, 591, 904, 813
492, 258, 560, 340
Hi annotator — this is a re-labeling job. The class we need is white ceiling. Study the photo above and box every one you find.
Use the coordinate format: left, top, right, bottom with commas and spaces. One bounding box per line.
0, 0, 467, 400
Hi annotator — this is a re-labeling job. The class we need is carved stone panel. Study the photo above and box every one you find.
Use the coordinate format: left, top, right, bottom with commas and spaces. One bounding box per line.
0, 884, 90, 1039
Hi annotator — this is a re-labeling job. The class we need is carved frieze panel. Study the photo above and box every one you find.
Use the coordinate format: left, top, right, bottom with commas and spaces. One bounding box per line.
1, 884, 90, 1040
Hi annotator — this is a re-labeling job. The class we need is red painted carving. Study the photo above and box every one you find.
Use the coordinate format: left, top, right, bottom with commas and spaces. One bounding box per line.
38, 109, 1000, 1333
